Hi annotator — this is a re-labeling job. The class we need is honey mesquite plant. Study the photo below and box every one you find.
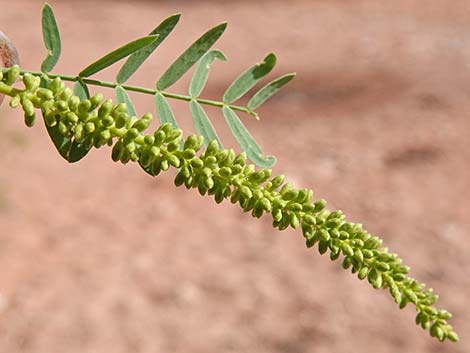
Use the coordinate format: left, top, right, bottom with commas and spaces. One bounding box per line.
0, 4, 459, 342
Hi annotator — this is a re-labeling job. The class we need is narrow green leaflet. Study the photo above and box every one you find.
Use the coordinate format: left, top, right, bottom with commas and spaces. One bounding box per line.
247, 73, 295, 110
223, 53, 277, 103
117, 14, 181, 84
156, 23, 227, 90
154, 92, 178, 127
115, 86, 137, 117
74, 81, 90, 101
189, 50, 227, 97
222, 106, 276, 167
41, 3, 62, 73
79, 35, 158, 77
189, 100, 222, 147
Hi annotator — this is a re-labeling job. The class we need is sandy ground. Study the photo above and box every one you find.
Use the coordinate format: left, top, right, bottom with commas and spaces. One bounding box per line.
0, 1, 469, 352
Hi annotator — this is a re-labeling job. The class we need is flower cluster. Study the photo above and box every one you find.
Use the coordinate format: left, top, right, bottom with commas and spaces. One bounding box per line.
0, 66, 458, 342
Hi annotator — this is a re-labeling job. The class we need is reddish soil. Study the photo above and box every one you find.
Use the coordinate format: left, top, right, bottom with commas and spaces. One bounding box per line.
0, 1, 469, 352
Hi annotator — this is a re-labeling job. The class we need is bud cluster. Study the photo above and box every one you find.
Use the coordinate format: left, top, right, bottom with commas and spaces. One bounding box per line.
0, 65, 458, 342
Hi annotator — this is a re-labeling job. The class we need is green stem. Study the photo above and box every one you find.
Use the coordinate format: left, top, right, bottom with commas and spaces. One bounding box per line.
16, 69, 259, 118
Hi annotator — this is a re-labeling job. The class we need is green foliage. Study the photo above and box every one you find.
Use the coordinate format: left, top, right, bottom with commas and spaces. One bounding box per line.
79, 36, 159, 78
117, 13, 181, 84
40, 3, 61, 73
0, 3, 460, 343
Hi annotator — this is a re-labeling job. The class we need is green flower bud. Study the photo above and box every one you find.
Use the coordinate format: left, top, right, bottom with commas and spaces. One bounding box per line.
55, 100, 68, 112
65, 112, 79, 123
214, 190, 225, 204
239, 185, 253, 199
180, 148, 194, 160
143, 134, 155, 145
219, 166, 231, 177
430, 323, 445, 341
100, 130, 111, 143
358, 266, 369, 280
341, 242, 354, 257
97, 99, 113, 118
44, 112, 57, 127
233, 151, 247, 166
74, 124, 84, 141
204, 177, 214, 189
447, 331, 459, 342
49, 77, 64, 94
133, 118, 151, 132
174, 171, 186, 187
129, 152, 139, 162
154, 130, 166, 145
24, 112, 35, 127
201, 167, 212, 178
111, 102, 127, 115
66, 95, 79, 111
364, 236, 382, 249
9, 95, 20, 108
318, 240, 329, 255
313, 199, 327, 212
272, 208, 283, 222
160, 159, 169, 171
306, 236, 317, 248
6, 65, 20, 85
90, 93, 104, 109
125, 141, 136, 153
269, 175, 285, 190
111, 142, 124, 162
139, 149, 153, 168
342, 256, 352, 269
289, 213, 300, 229
184, 135, 198, 150
116, 114, 130, 129
231, 164, 243, 175
389, 283, 402, 304
85, 122, 95, 133
20, 96, 35, 116
167, 154, 181, 168
59, 87, 73, 102
167, 141, 179, 153
23, 73, 38, 90
58, 121, 68, 135
102, 116, 114, 127
367, 269, 383, 289
126, 128, 140, 140
318, 228, 330, 241
150, 146, 160, 157
77, 99, 91, 114
354, 249, 364, 263
259, 197, 272, 212
403, 288, 418, 304
191, 157, 204, 169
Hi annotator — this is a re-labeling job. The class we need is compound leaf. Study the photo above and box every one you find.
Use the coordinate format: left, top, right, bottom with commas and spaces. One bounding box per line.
189, 50, 226, 97
41, 3, 62, 73
247, 73, 295, 110
189, 100, 222, 147
222, 106, 276, 167
115, 86, 137, 117
117, 14, 181, 84
79, 35, 158, 77
154, 92, 178, 127
223, 53, 277, 103
157, 23, 227, 90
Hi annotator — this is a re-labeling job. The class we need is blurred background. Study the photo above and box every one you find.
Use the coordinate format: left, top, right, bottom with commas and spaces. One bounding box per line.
0, 1, 469, 352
